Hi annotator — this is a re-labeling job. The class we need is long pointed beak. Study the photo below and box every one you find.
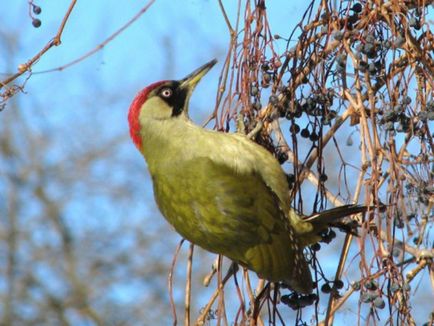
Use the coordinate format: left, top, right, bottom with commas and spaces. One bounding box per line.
180, 59, 217, 90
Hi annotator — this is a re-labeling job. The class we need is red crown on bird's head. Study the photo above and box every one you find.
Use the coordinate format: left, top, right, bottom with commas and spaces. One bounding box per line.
128, 80, 168, 149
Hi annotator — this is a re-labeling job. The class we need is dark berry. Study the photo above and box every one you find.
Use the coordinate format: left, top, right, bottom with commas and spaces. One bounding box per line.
328, 229, 336, 239
334, 280, 344, 289
311, 243, 321, 251
33, 5, 42, 15
290, 123, 300, 134
32, 18, 41, 28
360, 292, 374, 303
365, 280, 378, 290
358, 60, 368, 72
293, 105, 303, 118
373, 297, 385, 309
298, 294, 315, 307
308, 293, 318, 302
363, 42, 376, 58
321, 283, 332, 293
368, 63, 377, 75
269, 94, 278, 104
286, 173, 295, 184
383, 110, 397, 122
261, 62, 270, 71
336, 65, 345, 74
309, 131, 319, 141
374, 60, 383, 69
281, 293, 301, 310
367, 50, 377, 59
348, 14, 359, 24
327, 110, 337, 119
281, 294, 291, 305
319, 173, 328, 182
394, 215, 405, 228
352, 3, 363, 13
306, 98, 315, 109
407, 213, 417, 220
300, 127, 310, 138
277, 150, 288, 164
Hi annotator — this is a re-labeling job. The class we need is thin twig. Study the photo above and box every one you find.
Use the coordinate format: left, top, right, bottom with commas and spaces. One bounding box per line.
0, 0, 78, 89
169, 239, 185, 326
194, 264, 237, 326
185, 243, 194, 326
34, 0, 157, 74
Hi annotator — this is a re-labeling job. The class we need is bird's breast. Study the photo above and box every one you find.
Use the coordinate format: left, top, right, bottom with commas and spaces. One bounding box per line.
150, 168, 248, 257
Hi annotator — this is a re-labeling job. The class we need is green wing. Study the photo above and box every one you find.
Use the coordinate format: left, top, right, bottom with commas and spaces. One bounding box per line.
152, 156, 313, 293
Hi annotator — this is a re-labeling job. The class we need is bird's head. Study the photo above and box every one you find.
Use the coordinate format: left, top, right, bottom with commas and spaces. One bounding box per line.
128, 59, 217, 149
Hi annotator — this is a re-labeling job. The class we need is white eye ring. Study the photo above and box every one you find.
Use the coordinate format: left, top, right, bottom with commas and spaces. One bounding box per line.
161, 88, 172, 98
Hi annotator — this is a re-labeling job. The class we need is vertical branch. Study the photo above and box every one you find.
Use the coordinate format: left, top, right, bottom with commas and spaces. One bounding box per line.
184, 243, 194, 326
4, 178, 18, 325
169, 239, 185, 326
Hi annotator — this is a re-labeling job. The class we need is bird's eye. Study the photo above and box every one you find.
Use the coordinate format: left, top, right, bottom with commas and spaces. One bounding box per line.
160, 88, 173, 98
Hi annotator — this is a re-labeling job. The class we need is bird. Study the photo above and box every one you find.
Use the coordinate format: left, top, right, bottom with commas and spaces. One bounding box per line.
127, 59, 367, 294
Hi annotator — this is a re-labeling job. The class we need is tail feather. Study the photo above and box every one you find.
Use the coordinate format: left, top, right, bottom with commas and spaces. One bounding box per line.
303, 204, 367, 225
300, 205, 368, 246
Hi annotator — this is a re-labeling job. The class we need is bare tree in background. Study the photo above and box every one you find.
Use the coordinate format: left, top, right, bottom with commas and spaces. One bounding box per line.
1, 1, 433, 326
0, 2, 193, 324
0, 78, 178, 324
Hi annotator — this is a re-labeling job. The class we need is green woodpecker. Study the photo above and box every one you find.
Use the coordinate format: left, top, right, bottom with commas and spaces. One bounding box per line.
128, 59, 366, 294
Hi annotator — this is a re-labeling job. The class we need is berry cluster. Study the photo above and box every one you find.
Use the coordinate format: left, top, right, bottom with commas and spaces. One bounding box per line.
281, 292, 318, 310
29, 1, 42, 28
320, 279, 344, 294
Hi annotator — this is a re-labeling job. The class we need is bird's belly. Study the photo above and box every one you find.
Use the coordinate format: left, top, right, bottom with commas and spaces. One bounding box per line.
151, 174, 251, 258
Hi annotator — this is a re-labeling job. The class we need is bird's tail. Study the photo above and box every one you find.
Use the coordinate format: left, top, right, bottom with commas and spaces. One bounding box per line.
297, 204, 368, 247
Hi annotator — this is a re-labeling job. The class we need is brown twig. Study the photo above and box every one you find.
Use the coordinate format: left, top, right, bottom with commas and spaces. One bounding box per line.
194, 263, 237, 326
34, 0, 157, 75
169, 239, 185, 326
185, 243, 194, 326
0, 0, 78, 90
0, 0, 157, 101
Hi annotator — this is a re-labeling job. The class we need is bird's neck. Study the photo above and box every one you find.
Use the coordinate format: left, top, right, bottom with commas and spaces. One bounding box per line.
139, 117, 199, 172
